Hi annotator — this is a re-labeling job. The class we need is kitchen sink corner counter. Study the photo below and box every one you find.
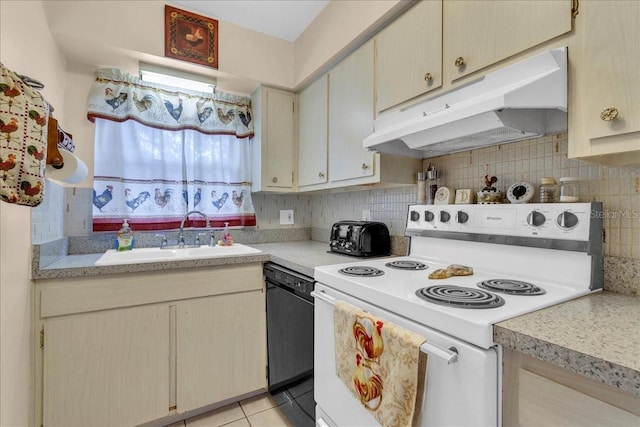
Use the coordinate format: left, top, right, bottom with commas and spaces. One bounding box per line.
31, 240, 357, 280
495, 291, 640, 396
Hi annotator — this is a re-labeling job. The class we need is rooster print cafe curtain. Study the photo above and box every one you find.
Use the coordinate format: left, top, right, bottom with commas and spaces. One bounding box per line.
87, 68, 256, 231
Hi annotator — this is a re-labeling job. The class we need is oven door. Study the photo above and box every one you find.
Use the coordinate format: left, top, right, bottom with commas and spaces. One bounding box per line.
312, 283, 500, 427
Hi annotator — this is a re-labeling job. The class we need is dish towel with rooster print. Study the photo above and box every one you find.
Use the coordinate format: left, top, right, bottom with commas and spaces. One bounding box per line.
334, 301, 428, 427
0, 63, 50, 206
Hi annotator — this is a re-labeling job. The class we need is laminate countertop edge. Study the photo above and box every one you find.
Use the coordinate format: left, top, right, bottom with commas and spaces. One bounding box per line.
494, 292, 640, 397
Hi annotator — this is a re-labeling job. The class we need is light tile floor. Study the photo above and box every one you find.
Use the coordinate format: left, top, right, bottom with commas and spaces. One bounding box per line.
166, 376, 315, 427
177, 393, 293, 427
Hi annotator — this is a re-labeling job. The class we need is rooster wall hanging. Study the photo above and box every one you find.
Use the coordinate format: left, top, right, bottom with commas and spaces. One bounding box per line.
165, 5, 219, 69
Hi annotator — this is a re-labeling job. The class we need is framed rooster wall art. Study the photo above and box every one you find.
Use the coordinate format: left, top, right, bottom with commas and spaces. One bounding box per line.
164, 5, 219, 69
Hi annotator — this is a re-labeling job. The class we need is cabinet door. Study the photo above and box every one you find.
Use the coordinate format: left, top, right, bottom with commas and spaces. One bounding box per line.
298, 75, 328, 187
375, 0, 442, 112
265, 89, 295, 189
444, 0, 572, 81
571, 0, 639, 162
43, 305, 170, 426
176, 290, 267, 412
329, 41, 375, 182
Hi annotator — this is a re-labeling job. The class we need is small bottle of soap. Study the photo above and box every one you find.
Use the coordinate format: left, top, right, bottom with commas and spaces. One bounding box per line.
218, 222, 233, 246
116, 219, 134, 251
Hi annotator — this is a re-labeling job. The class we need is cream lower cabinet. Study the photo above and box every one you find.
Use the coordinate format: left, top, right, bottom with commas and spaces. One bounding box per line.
42, 304, 170, 426
443, 0, 572, 83
502, 348, 640, 426
35, 264, 266, 427
568, 0, 640, 165
176, 290, 266, 412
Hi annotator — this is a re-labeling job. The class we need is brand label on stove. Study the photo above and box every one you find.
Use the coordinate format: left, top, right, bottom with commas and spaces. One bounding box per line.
473, 208, 517, 229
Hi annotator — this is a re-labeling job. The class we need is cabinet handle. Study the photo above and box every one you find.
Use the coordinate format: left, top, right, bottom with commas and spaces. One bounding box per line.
272, 176, 278, 183
318, 172, 325, 178
571, 0, 580, 18
362, 163, 369, 170
600, 107, 618, 121
454, 57, 465, 68
424, 72, 433, 82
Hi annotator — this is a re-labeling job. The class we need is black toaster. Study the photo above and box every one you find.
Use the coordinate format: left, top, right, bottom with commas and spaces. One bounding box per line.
329, 221, 391, 257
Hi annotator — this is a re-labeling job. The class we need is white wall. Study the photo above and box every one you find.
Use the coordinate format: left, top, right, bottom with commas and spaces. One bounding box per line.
0, 1, 67, 425
293, 0, 405, 87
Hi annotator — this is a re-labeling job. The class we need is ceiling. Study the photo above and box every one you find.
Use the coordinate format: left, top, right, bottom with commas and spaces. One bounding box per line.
166, 0, 330, 42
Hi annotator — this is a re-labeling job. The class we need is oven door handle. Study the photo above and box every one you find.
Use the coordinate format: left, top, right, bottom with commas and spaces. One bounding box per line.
311, 290, 459, 365
310, 289, 336, 305
420, 342, 458, 365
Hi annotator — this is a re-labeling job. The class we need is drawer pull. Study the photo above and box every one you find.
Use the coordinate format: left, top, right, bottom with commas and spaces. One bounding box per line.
454, 57, 465, 68
424, 72, 433, 82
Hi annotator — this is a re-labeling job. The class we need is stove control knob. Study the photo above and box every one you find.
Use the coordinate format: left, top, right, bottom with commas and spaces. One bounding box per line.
557, 211, 579, 229
439, 211, 451, 223
410, 210, 420, 222
526, 211, 546, 227
425, 210, 435, 222
456, 211, 469, 224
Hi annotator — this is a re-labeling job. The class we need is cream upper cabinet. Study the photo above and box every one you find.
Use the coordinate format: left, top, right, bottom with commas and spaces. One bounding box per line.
568, 0, 640, 165
296, 43, 421, 192
329, 40, 376, 183
251, 86, 296, 192
375, 0, 443, 112
443, 0, 573, 82
298, 74, 328, 188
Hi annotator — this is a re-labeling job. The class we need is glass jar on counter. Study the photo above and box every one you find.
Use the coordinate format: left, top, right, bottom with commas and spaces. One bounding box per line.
539, 177, 558, 203
559, 177, 580, 202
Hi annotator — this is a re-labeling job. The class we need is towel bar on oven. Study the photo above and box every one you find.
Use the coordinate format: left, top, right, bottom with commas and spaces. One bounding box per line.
312, 290, 459, 365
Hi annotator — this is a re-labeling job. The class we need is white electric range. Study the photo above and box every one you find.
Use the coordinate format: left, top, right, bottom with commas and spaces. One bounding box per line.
312, 202, 603, 427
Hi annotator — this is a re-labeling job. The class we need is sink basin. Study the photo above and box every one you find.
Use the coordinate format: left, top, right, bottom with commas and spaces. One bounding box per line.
94, 243, 262, 266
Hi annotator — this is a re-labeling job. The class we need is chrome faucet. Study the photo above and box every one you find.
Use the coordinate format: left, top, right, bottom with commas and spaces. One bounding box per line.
178, 210, 212, 248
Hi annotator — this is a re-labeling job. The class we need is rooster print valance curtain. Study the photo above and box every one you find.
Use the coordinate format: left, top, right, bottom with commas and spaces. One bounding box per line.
87, 68, 253, 138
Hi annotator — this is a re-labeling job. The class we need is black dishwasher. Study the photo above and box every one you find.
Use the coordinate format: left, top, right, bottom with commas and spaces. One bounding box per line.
265, 262, 314, 392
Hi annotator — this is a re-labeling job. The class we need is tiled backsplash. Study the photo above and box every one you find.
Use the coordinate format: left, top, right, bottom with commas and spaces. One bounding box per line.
33, 133, 639, 261
423, 134, 640, 259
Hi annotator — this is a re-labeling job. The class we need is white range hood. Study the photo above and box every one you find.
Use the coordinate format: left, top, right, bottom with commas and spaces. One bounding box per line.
364, 47, 568, 159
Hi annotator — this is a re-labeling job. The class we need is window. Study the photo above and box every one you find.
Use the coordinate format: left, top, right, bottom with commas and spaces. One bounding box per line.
87, 68, 255, 231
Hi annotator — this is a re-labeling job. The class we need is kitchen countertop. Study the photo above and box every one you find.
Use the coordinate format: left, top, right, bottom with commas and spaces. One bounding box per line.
495, 291, 640, 396
250, 241, 357, 277
32, 240, 639, 396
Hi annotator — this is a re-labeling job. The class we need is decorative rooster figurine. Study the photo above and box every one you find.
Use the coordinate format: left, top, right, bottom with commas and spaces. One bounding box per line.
483, 175, 498, 191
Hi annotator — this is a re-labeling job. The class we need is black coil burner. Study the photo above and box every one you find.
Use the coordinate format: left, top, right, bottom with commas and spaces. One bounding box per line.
477, 279, 546, 295
338, 266, 385, 277
385, 260, 428, 270
416, 285, 505, 309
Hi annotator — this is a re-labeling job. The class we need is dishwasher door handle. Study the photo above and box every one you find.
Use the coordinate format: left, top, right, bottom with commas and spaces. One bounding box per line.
311, 290, 336, 305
